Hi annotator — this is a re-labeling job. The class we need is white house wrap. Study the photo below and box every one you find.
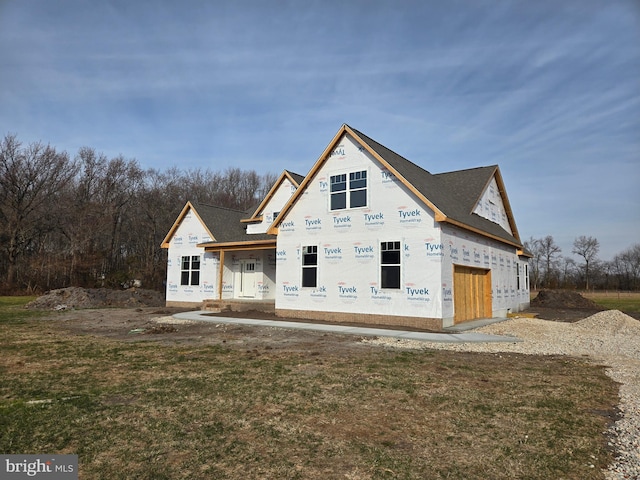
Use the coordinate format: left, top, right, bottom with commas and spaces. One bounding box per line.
162, 124, 530, 329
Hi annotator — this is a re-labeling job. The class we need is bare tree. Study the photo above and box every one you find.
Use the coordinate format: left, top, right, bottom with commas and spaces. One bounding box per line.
538, 235, 562, 287
572, 235, 600, 290
611, 244, 640, 290
0, 134, 77, 288
524, 237, 542, 290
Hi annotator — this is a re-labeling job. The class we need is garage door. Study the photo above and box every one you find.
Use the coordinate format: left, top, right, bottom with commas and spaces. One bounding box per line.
453, 266, 492, 324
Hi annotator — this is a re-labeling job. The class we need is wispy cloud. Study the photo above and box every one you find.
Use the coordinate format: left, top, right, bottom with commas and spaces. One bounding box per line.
0, 0, 638, 258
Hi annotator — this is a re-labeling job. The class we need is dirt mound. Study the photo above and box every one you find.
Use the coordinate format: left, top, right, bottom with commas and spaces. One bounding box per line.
26, 287, 165, 310
531, 290, 604, 310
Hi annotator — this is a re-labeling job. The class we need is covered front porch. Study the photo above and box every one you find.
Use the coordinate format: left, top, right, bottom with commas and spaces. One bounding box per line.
200, 238, 277, 305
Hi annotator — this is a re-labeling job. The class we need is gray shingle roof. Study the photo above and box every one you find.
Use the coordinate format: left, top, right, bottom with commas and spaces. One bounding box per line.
192, 202, 275, 244
348, 126, 522, 248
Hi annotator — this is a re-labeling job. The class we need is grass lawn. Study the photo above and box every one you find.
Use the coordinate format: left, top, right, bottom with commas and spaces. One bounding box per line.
0, 297, 619, 479
582, 291, 640, 314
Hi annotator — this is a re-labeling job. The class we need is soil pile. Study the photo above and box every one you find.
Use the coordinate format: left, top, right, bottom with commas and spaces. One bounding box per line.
531, 289, 604, 310
26, 287, 165, 310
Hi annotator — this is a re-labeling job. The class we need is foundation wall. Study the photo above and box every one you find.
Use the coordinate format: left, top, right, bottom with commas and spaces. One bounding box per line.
276, 308, 443, 331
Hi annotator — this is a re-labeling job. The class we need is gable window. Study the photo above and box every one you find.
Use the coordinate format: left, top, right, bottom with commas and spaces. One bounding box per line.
302, 245, 318, 287
380, 241, 401, 289
181, 255, 200, 286
330, 170, 367, 210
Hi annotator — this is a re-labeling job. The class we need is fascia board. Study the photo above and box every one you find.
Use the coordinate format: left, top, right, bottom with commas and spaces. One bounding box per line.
160, 202, 217, 248
492, 166, 521, 242
267, 125, 350, 235
198, 239, 276, 251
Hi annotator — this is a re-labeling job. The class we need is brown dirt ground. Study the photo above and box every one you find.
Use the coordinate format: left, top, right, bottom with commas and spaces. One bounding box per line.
31, 288, 639, 351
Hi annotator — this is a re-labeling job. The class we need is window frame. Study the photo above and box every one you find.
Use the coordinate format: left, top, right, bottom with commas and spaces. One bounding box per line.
301, 245, 318, 288
180, 255, 201, 286
380, 241, 402, 290
329, 169, 368, 211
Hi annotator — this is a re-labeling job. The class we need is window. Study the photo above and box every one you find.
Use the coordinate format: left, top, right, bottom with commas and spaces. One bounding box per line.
330, 170, 367, 210
302, 245, 318, 287
381, 241, 401, 289
516, 264, 520, 290
525, 264, 529, 290
181, 255, 200, 286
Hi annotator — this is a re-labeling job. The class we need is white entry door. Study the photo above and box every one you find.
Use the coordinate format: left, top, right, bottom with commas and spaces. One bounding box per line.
238, 260, 257, 298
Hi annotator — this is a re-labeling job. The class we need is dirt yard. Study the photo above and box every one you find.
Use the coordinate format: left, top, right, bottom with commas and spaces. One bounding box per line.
27, 287, 639, 348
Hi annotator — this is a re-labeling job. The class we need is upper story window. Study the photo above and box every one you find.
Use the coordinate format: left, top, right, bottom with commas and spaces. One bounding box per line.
330, 170, 367, 210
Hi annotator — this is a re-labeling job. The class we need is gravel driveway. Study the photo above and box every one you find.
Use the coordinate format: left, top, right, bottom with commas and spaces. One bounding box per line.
364, 310, 640, 480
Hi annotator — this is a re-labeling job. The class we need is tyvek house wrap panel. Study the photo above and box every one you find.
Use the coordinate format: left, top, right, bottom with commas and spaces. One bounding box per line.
276, 133, 445, 319
247, 178, 297, 235
473, 176, 512, 234
166, 209, 219, 304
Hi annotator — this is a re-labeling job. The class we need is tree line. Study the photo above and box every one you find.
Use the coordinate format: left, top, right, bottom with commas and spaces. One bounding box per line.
2, 134, 638, 294
0, 134, 277, 294
525, 235, 640, 291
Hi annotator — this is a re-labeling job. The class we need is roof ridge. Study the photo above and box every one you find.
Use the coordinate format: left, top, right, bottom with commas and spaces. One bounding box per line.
433, 165, 497, 176
191, 201, 247, 213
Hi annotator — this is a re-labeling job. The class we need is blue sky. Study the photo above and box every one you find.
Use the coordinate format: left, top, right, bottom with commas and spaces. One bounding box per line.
1, 0, 638, 261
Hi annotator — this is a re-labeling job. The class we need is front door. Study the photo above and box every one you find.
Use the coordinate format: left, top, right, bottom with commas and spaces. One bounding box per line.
238, 260, 257, 298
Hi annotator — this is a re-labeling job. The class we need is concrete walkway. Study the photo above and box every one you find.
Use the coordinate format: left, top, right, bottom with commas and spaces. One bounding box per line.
173, 311, 521, 343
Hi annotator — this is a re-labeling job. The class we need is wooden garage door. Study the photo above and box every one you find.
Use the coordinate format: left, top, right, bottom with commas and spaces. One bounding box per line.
453, 266, 492, 324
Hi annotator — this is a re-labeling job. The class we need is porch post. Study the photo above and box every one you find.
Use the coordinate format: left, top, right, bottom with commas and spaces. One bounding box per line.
218, 250, 225, 300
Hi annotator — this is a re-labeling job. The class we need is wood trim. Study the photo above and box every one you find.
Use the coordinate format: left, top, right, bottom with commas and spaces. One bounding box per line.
218, 250, 225, 300
243, 170, 302, 225
443, 216, 523, 249
200, 239, 276, 252
492, 167, 520, 242
268, 125, 349, 235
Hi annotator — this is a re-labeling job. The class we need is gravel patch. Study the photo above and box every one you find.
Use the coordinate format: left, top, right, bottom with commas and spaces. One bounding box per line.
363, 310, 640, 480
